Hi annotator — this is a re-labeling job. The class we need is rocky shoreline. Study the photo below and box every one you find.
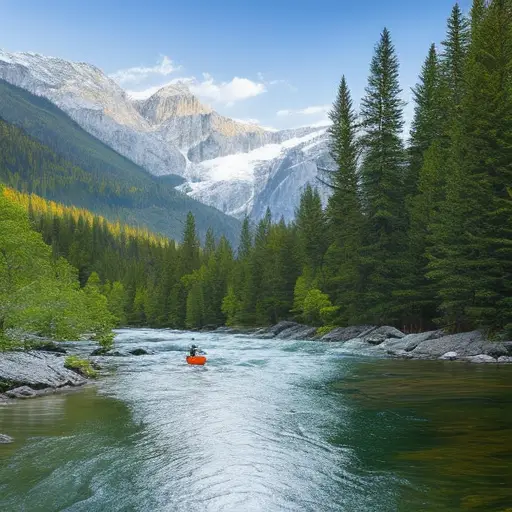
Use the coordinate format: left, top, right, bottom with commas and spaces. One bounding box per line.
0, 350, 88, 402
1, 324, 510, 443
226, 321, 512, 363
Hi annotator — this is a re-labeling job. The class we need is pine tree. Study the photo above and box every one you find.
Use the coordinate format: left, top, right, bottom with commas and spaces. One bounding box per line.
430, 0, 512, 334
359, 28, 406, 323
440, 3, 470, 113
408, 44, 443, 195
179, 212, 200, 276
295, 185, 328, 277
238, 216, 252, 259
204, 227, 216, 261
324, 75, 363, 324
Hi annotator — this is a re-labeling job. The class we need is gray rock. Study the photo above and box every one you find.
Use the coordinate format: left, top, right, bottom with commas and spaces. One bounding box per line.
497, 356, 512, 363
485, 344, 510, 358
260, 321, 299, 338
0, 351, 86, 391
362, 326, 405, 345
6, 386, 37, 398
408, 331, 503, 358
90, 348, 124, 356
465, 354, 497, 364
277, 325, 317, 340
129, 348, 149, 356
0, 434, 13, 444
0, 393, 9, 403
439, 351, 458, 361
502, 342, 512, 355
321, 325, 376, 342
400, 331, 444, 352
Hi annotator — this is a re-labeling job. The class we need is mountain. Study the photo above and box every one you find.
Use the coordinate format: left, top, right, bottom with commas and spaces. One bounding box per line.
0, 79, 241, 243
0, 49, 333, 221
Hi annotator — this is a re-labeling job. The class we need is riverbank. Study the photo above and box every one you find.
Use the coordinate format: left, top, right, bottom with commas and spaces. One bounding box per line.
2, 322, 510, 402
239, 321, 512, 363
0, 350, 88, 403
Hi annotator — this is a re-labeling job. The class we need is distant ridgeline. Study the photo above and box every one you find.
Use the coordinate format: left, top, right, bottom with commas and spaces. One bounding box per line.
0, 79, 240, 244
1, 0, 511, 340
2, 186, 236, 329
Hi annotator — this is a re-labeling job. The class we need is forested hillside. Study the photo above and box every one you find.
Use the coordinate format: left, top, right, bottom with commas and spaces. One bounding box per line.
1, 1, 510, 341
0, 186, 116, 348
0, 80, 240, 243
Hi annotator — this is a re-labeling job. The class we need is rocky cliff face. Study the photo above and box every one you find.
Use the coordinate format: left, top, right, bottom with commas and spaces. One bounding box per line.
0, 49, 333, 221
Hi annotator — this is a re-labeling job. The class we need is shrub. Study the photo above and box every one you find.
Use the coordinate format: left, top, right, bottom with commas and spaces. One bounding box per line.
64, 356, 98, 378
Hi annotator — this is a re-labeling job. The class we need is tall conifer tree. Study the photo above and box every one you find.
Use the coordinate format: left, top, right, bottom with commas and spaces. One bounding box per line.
359, 28, 406, 323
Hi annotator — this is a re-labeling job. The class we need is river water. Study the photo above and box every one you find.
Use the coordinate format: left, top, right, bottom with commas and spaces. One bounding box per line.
1, 329, 511, 511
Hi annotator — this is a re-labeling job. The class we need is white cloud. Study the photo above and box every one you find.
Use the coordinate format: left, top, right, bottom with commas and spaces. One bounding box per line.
126, 73, 266, 106
110, 55, 180, 85
277, 104, 331, 117
189, 74, 266, 106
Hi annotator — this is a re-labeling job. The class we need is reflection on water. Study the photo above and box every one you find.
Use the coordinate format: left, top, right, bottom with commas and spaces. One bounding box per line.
331, 360, 512, 511
0, 329, 511, 511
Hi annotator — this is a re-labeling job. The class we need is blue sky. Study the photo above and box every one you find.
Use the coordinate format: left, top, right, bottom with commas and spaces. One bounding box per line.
2, 0, 471, 130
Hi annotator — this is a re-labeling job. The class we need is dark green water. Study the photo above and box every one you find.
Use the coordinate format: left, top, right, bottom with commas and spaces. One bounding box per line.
0, 329, 511, 511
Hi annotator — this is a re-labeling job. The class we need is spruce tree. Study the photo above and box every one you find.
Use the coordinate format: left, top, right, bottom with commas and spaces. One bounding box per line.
238, 216, 252, 259
440, 3, 470, 112
324, 75, 362, 324
430, 0, 512, 334
295, 185, 328, 277
359, 27, 406, 323
179, 212, 200, 276
407, 44, 443, 195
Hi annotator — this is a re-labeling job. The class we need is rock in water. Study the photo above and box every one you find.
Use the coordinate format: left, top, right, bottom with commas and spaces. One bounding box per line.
128, 348, 149, 356
0, 434, 13, 444
6, 386, 37, 398
440, 352, 458, 361
0, 351, 86, 391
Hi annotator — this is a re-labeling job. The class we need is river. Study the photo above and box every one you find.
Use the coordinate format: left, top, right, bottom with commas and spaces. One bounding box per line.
1, 328, 511, 511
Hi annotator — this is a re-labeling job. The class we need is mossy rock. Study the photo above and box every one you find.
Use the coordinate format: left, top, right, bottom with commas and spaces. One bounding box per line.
64, 356, 98, 378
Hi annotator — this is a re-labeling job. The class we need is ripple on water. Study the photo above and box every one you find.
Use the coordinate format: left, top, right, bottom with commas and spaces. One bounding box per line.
5, 329, 508, 511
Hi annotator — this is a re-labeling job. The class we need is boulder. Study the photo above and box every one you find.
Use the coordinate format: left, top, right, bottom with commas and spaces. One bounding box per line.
0, 434, 13, 444
321, 325, 376, 342
362, 326, 405, 345
90, 348, 124, 356
277, 325, 317, 340
484, 344, 509, 358
439, 351, 458, 361
128, 348, 149, 356
502, 342, 512, 355
408, 331, 504, 359
465, 354, 497, 364
498, 356, 512, 363
266, 321, 300, 337
6, 386, 37, 398
0, 351, 86, 391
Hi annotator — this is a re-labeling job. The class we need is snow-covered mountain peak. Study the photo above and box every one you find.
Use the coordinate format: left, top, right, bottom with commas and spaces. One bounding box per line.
0, 48, 334, 221
134, 82, 213, 124
152, 81, 194, 98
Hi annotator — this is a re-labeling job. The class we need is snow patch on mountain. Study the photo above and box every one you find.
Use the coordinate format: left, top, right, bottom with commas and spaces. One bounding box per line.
178, 128, 332, 220
0, 48, 333, 222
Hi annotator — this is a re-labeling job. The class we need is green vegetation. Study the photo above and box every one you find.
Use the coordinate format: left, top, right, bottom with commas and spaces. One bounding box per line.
0, 1, 510, 340
64, 356, 98, 378
0, 187, 116, 349
0, 79, 240, 243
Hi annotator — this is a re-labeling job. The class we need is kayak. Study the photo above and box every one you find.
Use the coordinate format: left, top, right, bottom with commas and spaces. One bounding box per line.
186, 355, 207, 365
